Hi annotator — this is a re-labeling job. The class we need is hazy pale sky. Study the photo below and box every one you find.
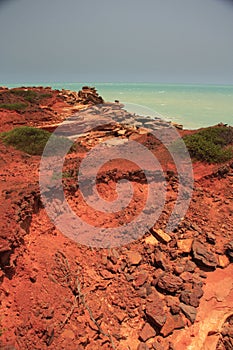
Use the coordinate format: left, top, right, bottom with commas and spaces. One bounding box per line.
0, 0, 233, 84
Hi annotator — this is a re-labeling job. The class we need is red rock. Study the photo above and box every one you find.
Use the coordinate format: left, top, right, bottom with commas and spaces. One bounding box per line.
99, 269, 114, 279
217, 254, 230, 268
184, 260, 196, 272
114, 310, 126, 323
173, 314, 185, 329
177, 239, 193, 253
160, 313, 176, 337
145, 292, 166, 328
180, 290, 200, 308
144, 234, 159, 246
157, 273, 183, 294
134, 271, 148, 288
192, 240, 217, 269
126, 251, 142, 265
180, 303, 197, 323
174, 264, 185, 275
151, 228, 171, 244
137, 343, 150, 350
139, 322, 156, 342
153, 249, 168, 270
152, 340, 165, 350
180, 271, 194, 282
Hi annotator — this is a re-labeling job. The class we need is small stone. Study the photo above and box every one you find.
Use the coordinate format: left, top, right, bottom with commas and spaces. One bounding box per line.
154, 250, 168, 270
192, 240, 217, 269
62, 329, 75, 340
180, 291, 200, 308
180, 303, 197, 323
170, 304, 180, 315
115, 310, 126, 323
151, 228, 171, 244
177, 239, 193, 253
184, 260, 196, 273
152, 340, 165, 350
173, 314, 185, 329
157, 273, 183, 294
108, 248, 119, 264
44, 309, 54, 320
206, 232, 216, 244
134, 272, 148, 288
126, 251, 142, 265
99, 269, 113, 279
139, 323, 156, 342
180, 271, 194, 283
145, 234, 159, 246
174, 264, 185, 275
145, 292, 166, 328
160, 314, 176, 337
217, 255, 230, 268
192, 285, 204, 299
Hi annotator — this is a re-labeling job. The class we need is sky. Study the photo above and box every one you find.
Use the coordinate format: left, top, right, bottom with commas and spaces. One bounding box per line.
0, 0, 233, 84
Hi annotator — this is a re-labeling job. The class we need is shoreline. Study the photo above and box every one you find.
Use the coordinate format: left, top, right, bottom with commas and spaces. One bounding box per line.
1, 83, 233, 130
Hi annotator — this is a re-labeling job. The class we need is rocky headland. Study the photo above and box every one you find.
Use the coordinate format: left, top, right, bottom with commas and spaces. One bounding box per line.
0, 86, 233, 350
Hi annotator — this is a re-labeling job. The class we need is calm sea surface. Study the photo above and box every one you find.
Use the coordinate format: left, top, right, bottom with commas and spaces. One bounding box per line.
5, 83, 233, 129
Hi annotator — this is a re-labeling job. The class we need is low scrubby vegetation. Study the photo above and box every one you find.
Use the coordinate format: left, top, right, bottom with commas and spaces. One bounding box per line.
0, 102, 28, 111
183, 125, 233, 163
10, 89, 52, 103
0, 126, 74, 156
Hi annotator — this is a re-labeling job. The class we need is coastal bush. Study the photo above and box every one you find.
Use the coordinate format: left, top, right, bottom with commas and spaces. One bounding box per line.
10, 89, 52, 103
0, 102, 28, 111
183, 126, 233, 163
0, 126, 74, 156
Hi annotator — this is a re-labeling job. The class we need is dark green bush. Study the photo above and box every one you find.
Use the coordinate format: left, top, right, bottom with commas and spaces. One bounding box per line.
10, 89, 38, 103
183, 126, 233, 163
10, 89, 52, 103
0, 126, 74, 156
0, 102, 28, 111
40, 93, 52, 99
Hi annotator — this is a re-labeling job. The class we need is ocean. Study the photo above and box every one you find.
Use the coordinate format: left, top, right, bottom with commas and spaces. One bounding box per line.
5, 82, 233, 129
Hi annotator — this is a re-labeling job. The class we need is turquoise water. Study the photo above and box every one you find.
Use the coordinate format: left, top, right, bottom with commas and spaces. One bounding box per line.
5, 82, 233, 129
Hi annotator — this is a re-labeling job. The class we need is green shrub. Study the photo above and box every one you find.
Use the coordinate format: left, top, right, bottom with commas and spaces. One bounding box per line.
0, 126, 74, 156
10, 89, 52, 103
0, 102, 28, 111
10, 89, 38, 103
183, 126, 233, 163
40, 93, 52, 99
